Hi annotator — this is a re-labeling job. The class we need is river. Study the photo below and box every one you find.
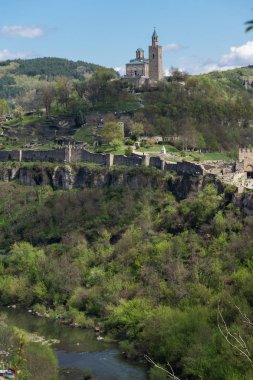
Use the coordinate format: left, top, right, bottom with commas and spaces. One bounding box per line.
3, 308, 148, 380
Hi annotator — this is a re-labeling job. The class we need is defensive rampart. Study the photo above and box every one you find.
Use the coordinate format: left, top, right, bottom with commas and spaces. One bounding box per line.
113, 154, 145, 166
70, 147, 110, 166
0, 150, 20, 161
0, 146, 205, 177
22, 149, 66, 163
239, 148, 253, 162
239, 149, 253, 172
149, 156, 165, 170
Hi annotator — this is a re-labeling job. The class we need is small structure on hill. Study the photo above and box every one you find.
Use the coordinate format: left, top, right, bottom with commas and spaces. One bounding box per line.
161, 145, 166, 154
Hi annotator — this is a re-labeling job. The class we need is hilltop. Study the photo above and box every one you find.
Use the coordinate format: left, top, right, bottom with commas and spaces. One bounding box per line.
198, 65, 253, 97
0, 57, 104, 78
1, 60, 253, 154
0, 57, 118, 98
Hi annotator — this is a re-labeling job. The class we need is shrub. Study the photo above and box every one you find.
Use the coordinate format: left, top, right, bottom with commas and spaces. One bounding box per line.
125, 147, 133, 156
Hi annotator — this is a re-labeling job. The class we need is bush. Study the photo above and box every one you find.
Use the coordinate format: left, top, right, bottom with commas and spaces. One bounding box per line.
149, 366, 168, 380
125, 147, 133, 156
125, 138, 135, 146
24, 342, 58, 380
33, 303, 47, 315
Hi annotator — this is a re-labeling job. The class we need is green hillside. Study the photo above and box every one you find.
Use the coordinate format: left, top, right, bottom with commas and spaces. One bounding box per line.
0, 57, 118, 99
1, 60, 253, 152
0, 57, 106, 78
139, 66, 253, 151
205, 66, 253, 94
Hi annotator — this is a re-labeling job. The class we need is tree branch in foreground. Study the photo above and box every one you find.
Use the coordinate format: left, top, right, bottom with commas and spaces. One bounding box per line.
144, 354, 181, 380
217, 302, 253, 365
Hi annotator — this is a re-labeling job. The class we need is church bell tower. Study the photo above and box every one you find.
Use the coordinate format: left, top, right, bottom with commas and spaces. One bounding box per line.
148, 28, 163, 81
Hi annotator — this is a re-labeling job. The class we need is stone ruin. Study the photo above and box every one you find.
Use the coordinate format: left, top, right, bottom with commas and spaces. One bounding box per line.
0, 145, 253, 193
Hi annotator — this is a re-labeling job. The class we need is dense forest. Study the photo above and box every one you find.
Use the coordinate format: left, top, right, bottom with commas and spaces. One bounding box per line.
0, 57, 106, 78
138, 69, 253, 151
0, 175, 253, 379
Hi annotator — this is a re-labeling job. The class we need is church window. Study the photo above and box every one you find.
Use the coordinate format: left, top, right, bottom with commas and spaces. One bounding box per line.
153, 53, 155, 59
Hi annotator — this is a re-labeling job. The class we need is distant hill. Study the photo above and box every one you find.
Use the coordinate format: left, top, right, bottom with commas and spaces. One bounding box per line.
0, 57, 118, 99
0, 57, 108, 79
204, 66, 253, 94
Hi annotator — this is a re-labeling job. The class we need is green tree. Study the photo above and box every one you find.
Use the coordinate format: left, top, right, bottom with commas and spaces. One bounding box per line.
14, 105, 24, 121
38, 84, 56, 116
0, 99, 8, 116
55, 77, 72, 110
9, 242, 46, 282
129, 122, 144, 139
100, 121, 124, 144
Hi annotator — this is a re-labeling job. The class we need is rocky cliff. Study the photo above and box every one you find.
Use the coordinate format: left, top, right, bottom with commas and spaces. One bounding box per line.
1, 162, 252, 213
0, 163, 204, 200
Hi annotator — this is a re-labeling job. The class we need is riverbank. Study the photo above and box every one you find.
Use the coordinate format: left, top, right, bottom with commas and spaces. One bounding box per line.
2, 307, 148, 380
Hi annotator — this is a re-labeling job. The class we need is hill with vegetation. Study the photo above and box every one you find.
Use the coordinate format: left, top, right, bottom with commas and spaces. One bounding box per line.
1, 61, 253, 154
0, 57, 118, 99
0, 57, 106, 78
1, 61, 253, 379
139, 66, 253, 152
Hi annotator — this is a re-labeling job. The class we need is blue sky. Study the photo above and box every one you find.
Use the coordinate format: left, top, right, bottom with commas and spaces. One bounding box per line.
1, 0, 253, 75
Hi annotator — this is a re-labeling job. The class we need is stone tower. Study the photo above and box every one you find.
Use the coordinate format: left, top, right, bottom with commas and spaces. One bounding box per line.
148, 28, 163, 81
136, 48, 144, 60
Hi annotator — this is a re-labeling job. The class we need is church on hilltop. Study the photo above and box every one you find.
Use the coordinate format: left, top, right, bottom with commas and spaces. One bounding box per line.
125, 29, 163, 84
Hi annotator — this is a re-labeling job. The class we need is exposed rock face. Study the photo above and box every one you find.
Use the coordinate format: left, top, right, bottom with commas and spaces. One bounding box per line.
167, 173, 202, 200
233, 193, 253, 215
53, 166, 74, 190
0, 163, 203, 200
2, 163, 252, 213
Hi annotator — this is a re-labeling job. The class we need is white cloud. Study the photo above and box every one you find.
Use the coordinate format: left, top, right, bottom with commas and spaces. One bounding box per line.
114, 66, 125, 76
189, 40, 253, 74
0, 49, 29, 60
220, 41, 253, 66
163, 43, 182, 52
1, 25, 44, 38
164, 67, 188, 76
188, 62, 236, 75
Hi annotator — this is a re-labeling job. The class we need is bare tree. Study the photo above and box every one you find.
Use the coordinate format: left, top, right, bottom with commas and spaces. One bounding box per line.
144, 354, 181, 380
217, 301, 253, 365
38, 84, 56, 116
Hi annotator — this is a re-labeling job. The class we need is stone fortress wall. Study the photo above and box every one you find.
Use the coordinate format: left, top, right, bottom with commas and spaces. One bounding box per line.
239, 148, 253, 172
21, 148, 66, 163
239, 148, 253, 161
0, 146, 204, 176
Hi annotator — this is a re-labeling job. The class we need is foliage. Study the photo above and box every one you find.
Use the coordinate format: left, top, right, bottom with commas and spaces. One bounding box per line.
1, 57, 103, 78
0, 99, 8, 116
100, 121, 124, 144
1, 58, 252, 151
0, 167, 253, 378
0, 315, 58, 379
24, 342, 58, 380
139, 70, 253, 150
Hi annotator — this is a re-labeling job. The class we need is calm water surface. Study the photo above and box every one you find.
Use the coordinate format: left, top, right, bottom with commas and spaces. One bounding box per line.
3, 308, 148, 380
